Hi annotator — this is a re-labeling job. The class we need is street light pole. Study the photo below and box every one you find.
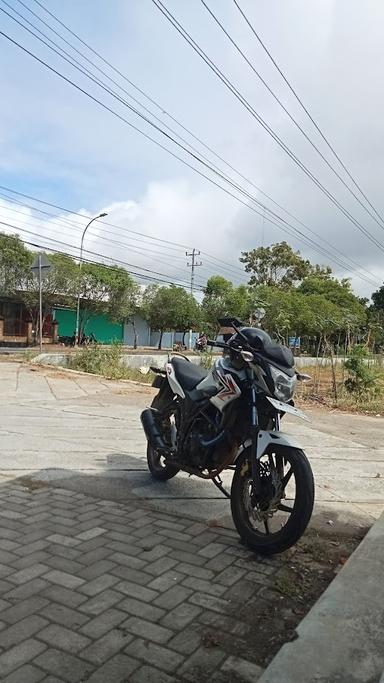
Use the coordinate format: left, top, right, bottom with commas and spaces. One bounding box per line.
75, 212, 108, 346
38, 254, 43, 353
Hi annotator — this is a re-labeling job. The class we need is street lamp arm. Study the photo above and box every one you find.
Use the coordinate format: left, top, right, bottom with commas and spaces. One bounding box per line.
80, 212, 108, 258
75, 212, 108, 345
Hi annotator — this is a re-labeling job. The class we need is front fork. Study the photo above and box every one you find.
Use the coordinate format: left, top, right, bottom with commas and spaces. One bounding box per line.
249, 385, 281, 502
249, 384, 262, 501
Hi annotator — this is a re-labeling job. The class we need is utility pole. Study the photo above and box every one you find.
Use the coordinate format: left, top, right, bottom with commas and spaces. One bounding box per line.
186, 249, 202, 350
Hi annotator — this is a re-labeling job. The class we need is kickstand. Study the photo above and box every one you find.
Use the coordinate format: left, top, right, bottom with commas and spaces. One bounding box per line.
211, 474, 231, 499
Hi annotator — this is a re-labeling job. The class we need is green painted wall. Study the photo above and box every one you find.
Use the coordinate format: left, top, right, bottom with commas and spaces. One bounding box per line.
54, 308, 123, 344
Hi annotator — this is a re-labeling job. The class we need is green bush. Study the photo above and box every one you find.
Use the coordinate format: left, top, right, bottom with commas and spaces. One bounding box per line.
344, 346, 379, 396
69, 342, 154, 382
199, 349, 215, 369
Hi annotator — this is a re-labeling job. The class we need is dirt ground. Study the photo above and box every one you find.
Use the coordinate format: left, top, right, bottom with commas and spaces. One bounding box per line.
249, 524, 364, 667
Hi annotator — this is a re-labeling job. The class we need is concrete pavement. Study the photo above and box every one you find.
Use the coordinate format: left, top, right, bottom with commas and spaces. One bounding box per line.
0, 362, 383, 530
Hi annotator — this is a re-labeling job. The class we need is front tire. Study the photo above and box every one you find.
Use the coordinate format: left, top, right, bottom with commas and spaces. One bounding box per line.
231, 446, 314, 555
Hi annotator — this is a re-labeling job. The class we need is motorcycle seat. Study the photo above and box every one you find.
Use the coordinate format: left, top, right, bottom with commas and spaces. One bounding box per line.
170, 357, 209, 391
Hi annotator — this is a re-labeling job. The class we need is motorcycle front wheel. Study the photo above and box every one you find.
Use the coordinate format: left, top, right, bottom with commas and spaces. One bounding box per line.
231, 446, 314, 556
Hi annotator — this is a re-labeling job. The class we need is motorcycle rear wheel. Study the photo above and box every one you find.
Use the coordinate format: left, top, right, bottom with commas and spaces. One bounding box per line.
231, 446, 314, 556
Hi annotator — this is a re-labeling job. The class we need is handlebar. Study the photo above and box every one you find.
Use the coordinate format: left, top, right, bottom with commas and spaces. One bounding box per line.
206, 340, 228, 349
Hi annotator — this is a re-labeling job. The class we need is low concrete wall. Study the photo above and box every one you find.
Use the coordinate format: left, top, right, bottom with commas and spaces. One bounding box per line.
119, 354, 202, 369
33, 352, 382, 371
259, 513, 384, 683
34, 353, 71, 367
33, 352, 204, 369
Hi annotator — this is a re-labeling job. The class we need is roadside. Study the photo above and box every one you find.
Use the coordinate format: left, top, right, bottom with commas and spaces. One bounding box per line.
10, 343, 384, 416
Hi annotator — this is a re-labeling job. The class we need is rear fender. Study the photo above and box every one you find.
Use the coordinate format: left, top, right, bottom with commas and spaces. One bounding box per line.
240, 430, 302, 459
165, 362, 185, 399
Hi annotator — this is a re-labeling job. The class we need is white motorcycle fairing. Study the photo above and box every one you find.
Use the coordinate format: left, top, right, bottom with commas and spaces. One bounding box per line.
266, 396, 310, 422
241, 430, 303, 459
165, 362, 185, 398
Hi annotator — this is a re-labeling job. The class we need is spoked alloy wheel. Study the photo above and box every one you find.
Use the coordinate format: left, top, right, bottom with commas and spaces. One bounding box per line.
231, 446, 314, 555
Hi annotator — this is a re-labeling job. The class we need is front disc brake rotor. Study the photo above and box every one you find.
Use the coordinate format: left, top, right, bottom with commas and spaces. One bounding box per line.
244, 464, 283, 523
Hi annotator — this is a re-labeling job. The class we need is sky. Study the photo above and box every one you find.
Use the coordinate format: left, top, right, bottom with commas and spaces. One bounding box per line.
1, 0, 384, 297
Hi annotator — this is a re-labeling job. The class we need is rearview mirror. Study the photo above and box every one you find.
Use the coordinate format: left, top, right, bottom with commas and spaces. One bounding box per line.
296, 372, 311, 382
241, 350, 254, 363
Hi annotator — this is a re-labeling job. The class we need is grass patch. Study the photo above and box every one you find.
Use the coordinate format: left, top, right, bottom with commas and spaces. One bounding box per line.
69, 343, 155, 383
296, 361, 384, 414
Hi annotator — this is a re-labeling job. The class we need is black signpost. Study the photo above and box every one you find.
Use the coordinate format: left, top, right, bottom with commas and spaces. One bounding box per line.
30, 254, 51, 352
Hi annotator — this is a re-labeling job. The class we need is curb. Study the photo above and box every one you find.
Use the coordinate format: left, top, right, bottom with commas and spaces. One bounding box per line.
259, 512, 384, 683
29, 362, 154, 389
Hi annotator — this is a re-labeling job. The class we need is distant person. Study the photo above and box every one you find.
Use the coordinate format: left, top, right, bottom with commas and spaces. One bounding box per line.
195, 333, 208, 351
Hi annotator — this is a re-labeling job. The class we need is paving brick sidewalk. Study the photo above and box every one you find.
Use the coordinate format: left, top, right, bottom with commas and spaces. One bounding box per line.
0, 480, 289, 682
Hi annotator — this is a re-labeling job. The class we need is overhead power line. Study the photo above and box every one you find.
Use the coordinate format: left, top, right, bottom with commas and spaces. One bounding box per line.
0, 218, 206, 291
0, 187, 243, 284
0, 35, 375, 290
24, 0, 382, 281
150, 0, 384, 256
0, 198, 209, 286
2, 1, 379, 286
18, 234, 197, 288
0, 177, 378, 290
232, 0, 384, 230
0, 6, 258, 281
0, 7, 380, 287
3, 192, 376, 289
201, 0, 384, 233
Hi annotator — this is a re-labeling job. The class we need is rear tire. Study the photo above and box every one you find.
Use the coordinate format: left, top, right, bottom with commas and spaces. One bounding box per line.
231, 446, 314, 555
147, 384, 180, 481
147, 444, 180, 481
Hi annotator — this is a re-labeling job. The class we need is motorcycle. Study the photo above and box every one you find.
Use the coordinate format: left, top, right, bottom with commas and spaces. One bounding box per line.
141, 317, 314, 555
59, 332, 97, 347
195, 335, 208, 352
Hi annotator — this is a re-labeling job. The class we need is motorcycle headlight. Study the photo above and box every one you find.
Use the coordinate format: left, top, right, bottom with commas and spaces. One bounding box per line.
269, 365, 297, 402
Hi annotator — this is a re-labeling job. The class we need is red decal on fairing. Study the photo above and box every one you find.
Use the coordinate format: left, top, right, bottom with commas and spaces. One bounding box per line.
218, 374, 239, 400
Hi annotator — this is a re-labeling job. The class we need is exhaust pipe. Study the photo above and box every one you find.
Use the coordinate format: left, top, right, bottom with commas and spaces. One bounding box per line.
140, 408, 167, 452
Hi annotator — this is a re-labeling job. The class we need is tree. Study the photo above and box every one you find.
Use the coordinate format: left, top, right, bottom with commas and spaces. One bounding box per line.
201, 276, 253, 332
175, 292, 201, 346
240, 242, 316, 288
372, 284, 384, 311
299, 275, 367, 351
124, 286, 144, 349
0, 232, 32, 295
77, 263, 136, 336
299, 276, 365, 319
23, 253, 79, 336
142, 285, 200, 349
